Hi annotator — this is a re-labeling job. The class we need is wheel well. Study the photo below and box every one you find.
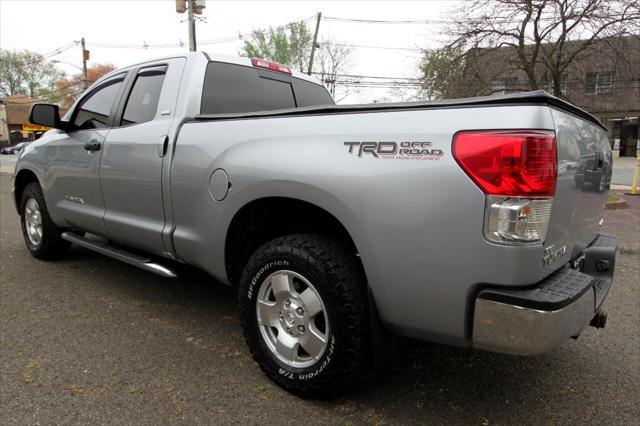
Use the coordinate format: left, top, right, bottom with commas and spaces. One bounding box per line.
225, 197, 360, 285
14, 169, 39, 213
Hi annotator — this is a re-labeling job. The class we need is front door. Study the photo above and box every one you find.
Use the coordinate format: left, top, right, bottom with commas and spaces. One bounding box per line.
620, 121, 638, 157
99, 58, 185, 256
44, 73, 127, 236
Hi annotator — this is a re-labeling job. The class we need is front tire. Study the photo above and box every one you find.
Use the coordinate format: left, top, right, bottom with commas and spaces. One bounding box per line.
20, 182, 70, 259
238, 234, 369, 398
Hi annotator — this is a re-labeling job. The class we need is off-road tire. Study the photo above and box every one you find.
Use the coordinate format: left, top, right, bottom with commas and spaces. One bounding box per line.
238, 234, 369, 398
20, 182, 70, 259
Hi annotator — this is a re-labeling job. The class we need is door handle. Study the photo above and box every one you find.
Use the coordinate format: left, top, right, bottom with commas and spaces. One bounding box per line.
157, 135, 169, 157
84, 140, 101, 152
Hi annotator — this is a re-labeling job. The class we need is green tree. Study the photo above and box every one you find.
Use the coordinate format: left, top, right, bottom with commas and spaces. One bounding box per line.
241, 22, 313, 72
418, 46, 466, 100
0, 49, 63, 99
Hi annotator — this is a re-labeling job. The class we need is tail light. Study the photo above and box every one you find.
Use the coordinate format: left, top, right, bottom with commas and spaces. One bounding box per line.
452, 130, 557, 245
251, 58, 292, 75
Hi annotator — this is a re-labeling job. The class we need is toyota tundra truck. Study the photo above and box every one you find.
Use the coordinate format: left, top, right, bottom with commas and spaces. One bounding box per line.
15, 52, 617, 397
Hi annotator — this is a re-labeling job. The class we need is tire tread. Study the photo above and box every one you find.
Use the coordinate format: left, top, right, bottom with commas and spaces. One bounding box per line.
20, 182, 70, 259
238, 233, 368, 398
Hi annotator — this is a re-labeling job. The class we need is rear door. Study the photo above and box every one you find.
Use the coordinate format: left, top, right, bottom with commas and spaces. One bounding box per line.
99, 58, 185, 255
546, 108, 613, 264
44, 73, 127, 236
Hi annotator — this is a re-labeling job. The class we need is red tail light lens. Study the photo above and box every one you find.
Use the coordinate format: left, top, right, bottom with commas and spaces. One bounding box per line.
251, 57, 292, 75
452, 130, 557, 197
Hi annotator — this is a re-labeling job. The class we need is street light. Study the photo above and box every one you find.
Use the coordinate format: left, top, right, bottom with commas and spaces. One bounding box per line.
51, 60, 83, 71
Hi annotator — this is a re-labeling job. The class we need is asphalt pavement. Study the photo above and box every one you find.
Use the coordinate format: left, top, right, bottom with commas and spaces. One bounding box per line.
611, 154, 638, 186
1, 173, 639, 425
0, 155, 18, 175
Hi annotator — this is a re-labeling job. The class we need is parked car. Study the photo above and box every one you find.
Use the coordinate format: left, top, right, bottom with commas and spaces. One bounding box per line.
1, 141, 29, 155
574, 149, 612, 192
14, 52, 617, 397
9, 130, 26, 143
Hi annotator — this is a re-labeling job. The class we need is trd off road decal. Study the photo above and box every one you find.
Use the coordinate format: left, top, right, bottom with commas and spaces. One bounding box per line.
344, 141, 444, 160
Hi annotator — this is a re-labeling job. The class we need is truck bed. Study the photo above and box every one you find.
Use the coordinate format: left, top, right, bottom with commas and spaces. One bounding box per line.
195, 90, 605, 131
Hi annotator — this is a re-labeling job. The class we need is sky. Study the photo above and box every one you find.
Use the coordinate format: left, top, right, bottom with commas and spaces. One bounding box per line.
0, 0, 463, 103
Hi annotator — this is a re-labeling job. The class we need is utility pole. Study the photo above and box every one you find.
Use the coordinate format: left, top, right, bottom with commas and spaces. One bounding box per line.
176, 0, 203, 51
307, 12, 322, 75
81, 37, 89, 90
187, 0, 197, 52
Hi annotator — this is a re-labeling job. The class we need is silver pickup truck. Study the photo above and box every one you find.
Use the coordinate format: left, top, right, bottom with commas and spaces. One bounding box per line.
16, 52, 617, 397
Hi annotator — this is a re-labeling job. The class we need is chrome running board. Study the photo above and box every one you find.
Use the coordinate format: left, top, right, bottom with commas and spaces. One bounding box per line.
61, 232, 177, 278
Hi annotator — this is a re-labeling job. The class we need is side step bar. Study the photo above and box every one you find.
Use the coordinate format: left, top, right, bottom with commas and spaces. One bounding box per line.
61, 232, 177, 278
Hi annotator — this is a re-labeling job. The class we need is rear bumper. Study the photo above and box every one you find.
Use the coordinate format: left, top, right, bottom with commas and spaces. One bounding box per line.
473, 234, 617, 355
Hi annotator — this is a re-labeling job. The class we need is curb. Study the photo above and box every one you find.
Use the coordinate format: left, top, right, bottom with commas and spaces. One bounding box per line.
605, 199, 628, 210
611, 184, 632, 191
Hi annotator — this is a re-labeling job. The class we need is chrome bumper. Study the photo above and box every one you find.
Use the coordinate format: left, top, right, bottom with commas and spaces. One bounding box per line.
472, 233, 617, 356
473, 288, 595, 355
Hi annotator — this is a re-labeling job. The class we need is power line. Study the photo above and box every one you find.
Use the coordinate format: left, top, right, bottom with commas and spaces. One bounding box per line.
5, 82, 87, 104
44, 87, 86, 102
16, 43, 77, 68
313, 72, 420, 81
55, 79, 86, 93
87, 16, 317, 50
335, 82, 422, 87
41, 42, 77, 59
74, 15, 441, 52
332, 84, 421, 90
199, 35, 245, 45
322, 14, 566, 26
334, 43, 423, 52
323, 16, 449, 25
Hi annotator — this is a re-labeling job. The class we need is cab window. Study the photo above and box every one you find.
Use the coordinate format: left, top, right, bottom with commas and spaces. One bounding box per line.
121, 66, 167, 126
72, 74, 125, 129
201, 62, 296, 114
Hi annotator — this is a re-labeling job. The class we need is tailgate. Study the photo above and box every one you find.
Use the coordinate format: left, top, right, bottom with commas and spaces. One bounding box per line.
545, 108, 612, 267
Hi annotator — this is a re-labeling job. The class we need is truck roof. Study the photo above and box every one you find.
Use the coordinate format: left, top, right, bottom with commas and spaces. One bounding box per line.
96, 51, 323, 87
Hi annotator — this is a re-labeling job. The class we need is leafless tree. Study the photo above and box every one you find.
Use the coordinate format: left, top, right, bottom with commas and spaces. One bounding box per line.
445, 0, 640, 96
313, 38, 357, 102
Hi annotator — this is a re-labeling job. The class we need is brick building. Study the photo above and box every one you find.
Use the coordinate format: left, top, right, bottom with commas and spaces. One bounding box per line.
0, 95, 67, 147
458, 36, 640, 157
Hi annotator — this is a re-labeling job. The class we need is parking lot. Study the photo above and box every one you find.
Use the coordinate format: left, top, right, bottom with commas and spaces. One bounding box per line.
1, 172, 639, 425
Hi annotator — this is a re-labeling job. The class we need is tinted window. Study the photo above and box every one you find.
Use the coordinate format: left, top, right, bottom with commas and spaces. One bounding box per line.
293, 78, 334, 106
201, 62, 296, 114
73, 75, 125, 129
121, 66, 167, 126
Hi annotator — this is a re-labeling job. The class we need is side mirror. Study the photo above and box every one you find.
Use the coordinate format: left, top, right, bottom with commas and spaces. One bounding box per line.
29, 104, 65, 130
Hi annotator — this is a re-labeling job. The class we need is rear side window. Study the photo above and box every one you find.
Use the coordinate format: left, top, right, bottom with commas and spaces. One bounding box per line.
201, 62, 296, 114
73, 74, 125, 129
121, 66, 167, 126
293, 78, 334, 107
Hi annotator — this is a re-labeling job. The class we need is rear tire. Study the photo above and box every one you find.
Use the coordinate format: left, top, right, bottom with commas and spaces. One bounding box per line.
238, 234, 369, 398
20, 182, 70, 259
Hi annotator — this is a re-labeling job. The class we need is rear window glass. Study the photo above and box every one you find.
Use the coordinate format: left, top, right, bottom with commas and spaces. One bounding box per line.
293, 78, 334, 107
200, 62, 334, 114
201, 62, 295, 114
